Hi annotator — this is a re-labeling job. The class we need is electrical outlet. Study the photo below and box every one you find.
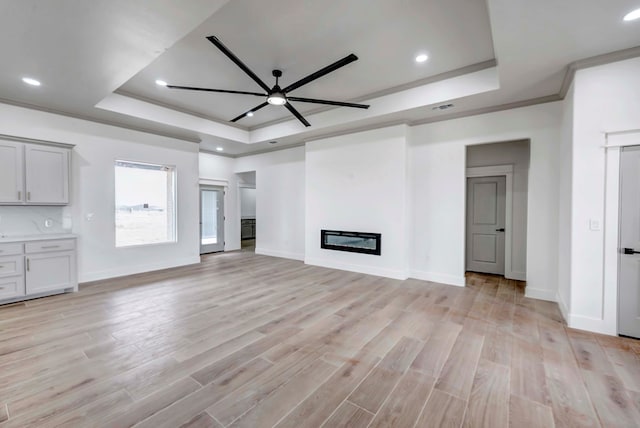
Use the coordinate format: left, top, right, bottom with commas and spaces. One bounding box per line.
44, 218, 53, 228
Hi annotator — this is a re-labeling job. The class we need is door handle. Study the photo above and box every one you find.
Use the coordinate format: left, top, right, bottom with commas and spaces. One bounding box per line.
624, 248, 640, 255
495, 228, 505, 232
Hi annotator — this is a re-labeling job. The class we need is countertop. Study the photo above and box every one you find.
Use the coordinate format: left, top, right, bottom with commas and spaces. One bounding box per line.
0, 233, 78, 243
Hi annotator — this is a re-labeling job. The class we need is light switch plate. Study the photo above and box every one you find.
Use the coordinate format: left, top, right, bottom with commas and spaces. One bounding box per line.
589, 219, 601, 231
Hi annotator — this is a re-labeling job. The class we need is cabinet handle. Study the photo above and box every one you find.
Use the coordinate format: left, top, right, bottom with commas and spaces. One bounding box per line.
18, 191, 21, 200
27, 191, 31, 201
26, 258, 30, 272
41, 245, 60, 249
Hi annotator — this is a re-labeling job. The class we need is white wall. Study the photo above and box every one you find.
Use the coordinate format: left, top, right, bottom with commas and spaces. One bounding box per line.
466, 140, 529, 278
199, 152, 241, 251
409, 102, 562, 297
0, 103, 201, 283
305, 126, 410, 279
557, 83, 574, 321
568, 57, 640, 334
235, 147, 306, 260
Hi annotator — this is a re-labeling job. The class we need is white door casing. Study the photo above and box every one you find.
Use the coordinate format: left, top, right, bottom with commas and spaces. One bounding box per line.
200, 186, 225, 254
618, 146, 640, 338
466, 175, 506, 275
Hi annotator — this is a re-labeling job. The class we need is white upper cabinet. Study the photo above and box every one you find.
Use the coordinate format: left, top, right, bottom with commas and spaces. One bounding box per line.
0, 140, 24, 203
0, 138, 71, 206
25, 144, 69, 204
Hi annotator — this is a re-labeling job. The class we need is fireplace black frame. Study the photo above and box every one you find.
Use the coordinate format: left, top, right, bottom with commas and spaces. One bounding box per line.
320, 229, 382, 256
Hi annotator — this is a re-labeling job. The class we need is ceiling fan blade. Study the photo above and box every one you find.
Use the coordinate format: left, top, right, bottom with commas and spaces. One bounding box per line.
284, 103, 311, 127
166, 85, 266, 97
206, 36, 272, 93
287, 96, 369, 109
283, 54, 358, 93
230, 102, 269, 122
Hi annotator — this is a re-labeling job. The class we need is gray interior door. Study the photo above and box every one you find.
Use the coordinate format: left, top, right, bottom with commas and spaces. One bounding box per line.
619, 146, 640, 338
466, 176, 506, 275
200, 186, 224, 254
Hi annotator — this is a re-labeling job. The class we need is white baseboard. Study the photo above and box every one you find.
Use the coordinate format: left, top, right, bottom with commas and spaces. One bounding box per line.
555, 291, 569, 323
79, 256, 201, 283
409, 270, 465, 287
568, 314, 616, 336
305, 257, 409, 280
506, 271, 526, 281
524, 287, 557, 302
256, 247, 305, 261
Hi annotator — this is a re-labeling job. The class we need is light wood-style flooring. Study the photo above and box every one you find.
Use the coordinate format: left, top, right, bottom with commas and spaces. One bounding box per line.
1, 251, 640, 427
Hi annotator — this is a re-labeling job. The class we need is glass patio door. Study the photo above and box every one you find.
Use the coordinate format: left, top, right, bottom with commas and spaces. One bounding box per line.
200, 186, 224, 253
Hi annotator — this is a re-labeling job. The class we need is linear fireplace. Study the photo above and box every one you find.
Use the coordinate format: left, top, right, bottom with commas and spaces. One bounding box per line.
321, 230, 382, 255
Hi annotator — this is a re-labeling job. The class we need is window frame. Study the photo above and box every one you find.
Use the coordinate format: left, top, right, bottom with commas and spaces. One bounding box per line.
114, 159, 178, 248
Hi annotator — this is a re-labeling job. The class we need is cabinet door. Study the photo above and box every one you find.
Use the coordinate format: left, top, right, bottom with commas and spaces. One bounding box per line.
0, 140, 24, 203
24, 144, 69, 204
0, 276, 25, 301
26, 251, 76, 294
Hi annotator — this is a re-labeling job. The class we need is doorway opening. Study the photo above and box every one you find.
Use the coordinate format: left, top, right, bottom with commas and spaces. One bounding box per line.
200, 185, 225, 254
465, 140, 529, 281
238, 171, 256, 252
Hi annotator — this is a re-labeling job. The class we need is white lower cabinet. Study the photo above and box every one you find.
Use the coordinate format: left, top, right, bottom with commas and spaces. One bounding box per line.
0, 237, 77, 304
0, 275, 25, 300
26, 251, 75, 294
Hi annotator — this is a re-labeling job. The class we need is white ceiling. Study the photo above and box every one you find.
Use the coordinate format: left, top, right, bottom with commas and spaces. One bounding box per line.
1, 0, 640, 155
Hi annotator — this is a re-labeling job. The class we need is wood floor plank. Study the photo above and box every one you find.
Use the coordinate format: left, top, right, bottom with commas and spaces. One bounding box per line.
2, 252, 639, 428
580, 369, 640, 427
227, 358, 337, 427
411, 321, 462, 377
207, 348, 325, 426
274, 352, 380, 428
0, 403, 8, 423
347, 336, 423, 413
415, 389, 467, 428
542, 347, 600, 428
180, 412, 223, 428
102, 377, 202, 428
509, 395, 555, 428
463, 359, 510, 428
320, 402, 373, 428
434, 330, 485, 400
368, 369, 435, 428
510, 336, 550, 406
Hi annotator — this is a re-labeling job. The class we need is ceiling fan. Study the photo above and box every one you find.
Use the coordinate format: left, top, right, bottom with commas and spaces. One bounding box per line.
165, 36, 370, 127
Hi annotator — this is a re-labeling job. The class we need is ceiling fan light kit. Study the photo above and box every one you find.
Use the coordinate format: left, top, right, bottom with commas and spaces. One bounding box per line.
165, 35, 370, 127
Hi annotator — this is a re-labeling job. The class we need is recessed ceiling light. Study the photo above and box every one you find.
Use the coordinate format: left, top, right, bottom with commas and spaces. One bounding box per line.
22, 77, 41, 86
415, 54, 429, 63
155, 79, 168, 86
623, 8, 640, 21
216, 147, 224, 152
247, 112, 254, 117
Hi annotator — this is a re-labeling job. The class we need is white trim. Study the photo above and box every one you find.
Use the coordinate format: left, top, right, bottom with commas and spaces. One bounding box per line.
569, 314, 616, 335
556, 291, 569, 323
465, 164, 519, 280
79, 256, 201, 283
465, 164, 513, 177
525, 287, 556, 302
199, 178, 228, 187
257, 247, 304, 261
604, 131, 640, 148
305, 257, 409, 280
603, 144, 621, 336
410, 269, 466, 287
510, 271, 526, 281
